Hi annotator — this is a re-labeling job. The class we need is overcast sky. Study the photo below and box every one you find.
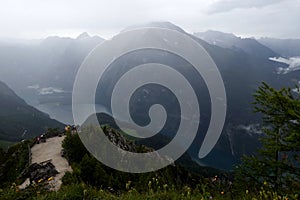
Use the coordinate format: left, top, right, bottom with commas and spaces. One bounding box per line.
0, 0, 299, 40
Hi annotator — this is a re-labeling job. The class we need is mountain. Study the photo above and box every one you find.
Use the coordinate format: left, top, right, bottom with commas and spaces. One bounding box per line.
258, 37, 300, 57
0, 22, 299, 170
94, 22, 300, 170
0, 33, 104, 96
0, 33, 104, 123
194, 30, 278, 58
0, 81, 64, 141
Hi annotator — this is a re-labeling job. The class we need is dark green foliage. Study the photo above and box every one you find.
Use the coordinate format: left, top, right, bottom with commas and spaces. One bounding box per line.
234, 82, 300, 194
1, 83, 300, 199
0, 109, 298, 199
45, 127, 62, 138
62, 133, 88, 163
60, 127, 231, 194
0, 140, 15, 150
0, 140, 33, 187
61, 171, 79, 185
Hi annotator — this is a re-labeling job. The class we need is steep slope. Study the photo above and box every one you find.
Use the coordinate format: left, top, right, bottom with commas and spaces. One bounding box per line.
94, 22, 297, 170
0, 81, 64, 141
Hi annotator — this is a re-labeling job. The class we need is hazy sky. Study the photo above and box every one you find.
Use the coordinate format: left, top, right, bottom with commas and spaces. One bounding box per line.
0, 0, 299, 40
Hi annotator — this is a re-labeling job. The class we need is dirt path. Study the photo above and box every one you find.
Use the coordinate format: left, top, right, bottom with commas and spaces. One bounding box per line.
20, 136, 72, 190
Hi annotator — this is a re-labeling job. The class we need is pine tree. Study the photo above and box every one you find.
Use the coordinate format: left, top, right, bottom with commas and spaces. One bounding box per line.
234, 83, 300, 194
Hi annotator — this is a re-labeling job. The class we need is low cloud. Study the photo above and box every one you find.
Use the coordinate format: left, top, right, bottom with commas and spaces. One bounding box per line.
269, 57, 300, 74
27, 84, 39, 90
292, 81, 300, 94
38, 87, 65, 95
27, 85, 65, 95
237, 124, 263, 135
292, 88, 300, 94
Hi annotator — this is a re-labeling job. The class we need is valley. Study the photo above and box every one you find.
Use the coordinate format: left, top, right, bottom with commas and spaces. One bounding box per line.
0, 22, 300, 170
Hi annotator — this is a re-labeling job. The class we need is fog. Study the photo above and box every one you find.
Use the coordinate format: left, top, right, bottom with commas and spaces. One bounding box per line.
0, 0, 299, 40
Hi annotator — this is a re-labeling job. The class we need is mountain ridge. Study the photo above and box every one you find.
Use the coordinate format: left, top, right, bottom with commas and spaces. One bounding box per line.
194, 30, 279, 58
0, 21, 299, 170
0, 81, 64, 141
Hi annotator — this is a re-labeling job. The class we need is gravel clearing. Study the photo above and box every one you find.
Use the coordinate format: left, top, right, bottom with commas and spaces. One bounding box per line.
20, 136, 72, 190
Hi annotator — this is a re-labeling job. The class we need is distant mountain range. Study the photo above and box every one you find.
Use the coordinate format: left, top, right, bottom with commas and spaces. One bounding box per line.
0, 81, 64, 142
0, 32, 104, 123
194, 30, 278, 58
258, 37, 300, 57
0, 22, 299, 170
0, 32, 104, 97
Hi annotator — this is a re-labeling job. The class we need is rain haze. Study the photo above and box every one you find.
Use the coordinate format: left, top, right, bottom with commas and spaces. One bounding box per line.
0, 0, 299, 39
1, 0, 300, 198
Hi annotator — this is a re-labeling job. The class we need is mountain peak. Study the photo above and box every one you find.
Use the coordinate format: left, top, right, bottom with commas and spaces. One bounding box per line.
195, 30, 238, 40
122, 21, 186, 34
76, 32, 90, 39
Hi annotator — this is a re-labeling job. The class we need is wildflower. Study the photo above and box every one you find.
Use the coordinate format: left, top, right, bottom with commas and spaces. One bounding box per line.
221, 191, 224, 195
11, 183, 16, 189
263, 181, 267, 185
38, 179, 43, 183
246, 189, 249, 194
48, 177, 54, 181
148, 180, 152, 188
126, 181, 132, 190
184, 186, 191, 196
163, 184, 168, 190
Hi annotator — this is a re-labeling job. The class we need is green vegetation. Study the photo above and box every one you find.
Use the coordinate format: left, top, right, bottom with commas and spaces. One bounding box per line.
0, 140, 15, 150
0, 140, 34, 188
0, 182, 227, 200
0, 83, 299, 199
0, 180, 298, 199
234, 83, 300, 196
61, 128, 216, 192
